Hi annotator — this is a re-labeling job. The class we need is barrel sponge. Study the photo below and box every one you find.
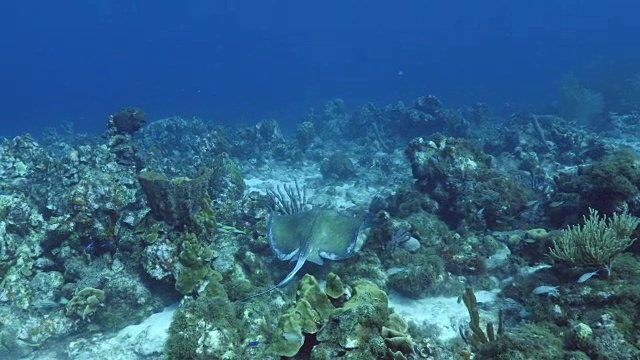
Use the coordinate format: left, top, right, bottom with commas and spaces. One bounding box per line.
138, 170, 211, 226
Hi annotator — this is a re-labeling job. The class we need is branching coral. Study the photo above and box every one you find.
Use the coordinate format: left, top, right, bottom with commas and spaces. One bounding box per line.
459, 287, 503, 350
550, 208, 639, 275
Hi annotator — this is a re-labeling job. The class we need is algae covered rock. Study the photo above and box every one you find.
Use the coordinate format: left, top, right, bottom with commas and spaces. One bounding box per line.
571, 322, 593, 350
165, 295, 239, 360
106, 107, 147, 166
138, 170, 211, 226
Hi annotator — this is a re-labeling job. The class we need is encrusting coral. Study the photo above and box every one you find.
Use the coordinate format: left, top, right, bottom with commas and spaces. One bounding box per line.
269, 273, 415, 359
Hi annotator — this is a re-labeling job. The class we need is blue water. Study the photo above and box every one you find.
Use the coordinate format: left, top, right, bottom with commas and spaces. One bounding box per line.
1, 0, 638, 137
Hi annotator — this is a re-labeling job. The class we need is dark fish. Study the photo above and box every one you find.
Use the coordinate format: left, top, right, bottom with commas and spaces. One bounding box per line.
85, 239, 116, 255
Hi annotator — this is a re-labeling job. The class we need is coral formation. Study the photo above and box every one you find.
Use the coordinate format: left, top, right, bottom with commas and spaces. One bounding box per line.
269, 273, 415, 359
106, 107, 147, 167
66, 287, 106, 321
296, 121, 316, 151
320, 152, 356, 180
110, 107, 148, 135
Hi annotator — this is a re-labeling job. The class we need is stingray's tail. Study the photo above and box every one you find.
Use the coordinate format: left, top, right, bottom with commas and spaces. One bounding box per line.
238, 285, 279, 302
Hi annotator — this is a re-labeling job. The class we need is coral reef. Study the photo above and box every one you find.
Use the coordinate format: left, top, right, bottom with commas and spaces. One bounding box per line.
405, 134, 532, 231
5, 88, 640, 360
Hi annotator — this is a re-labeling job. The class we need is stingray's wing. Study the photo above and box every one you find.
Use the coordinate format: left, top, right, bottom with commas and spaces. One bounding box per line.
268, 211, 314, 260
312, 210, 363, 261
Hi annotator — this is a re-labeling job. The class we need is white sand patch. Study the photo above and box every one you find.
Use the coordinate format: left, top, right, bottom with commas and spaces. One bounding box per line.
389, 290, 499, 343
56, 304, 177, 360
107, 304, 176, 356
244, 166, 321, 197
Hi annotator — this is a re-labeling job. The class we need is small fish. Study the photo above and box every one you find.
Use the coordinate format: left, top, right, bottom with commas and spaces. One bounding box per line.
532, 285, 560, 298
85, 240, 115, 255
549, 201, 565, 208
217, 224, 246, 235
577, 270, 598, 284
15, 338, 42, 348
34, 299, 63, 310
525, 200, 539, 207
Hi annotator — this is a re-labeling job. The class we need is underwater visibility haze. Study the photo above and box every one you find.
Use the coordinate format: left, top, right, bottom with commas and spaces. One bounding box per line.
1, 0, 639, 135
2, 1, 640, 359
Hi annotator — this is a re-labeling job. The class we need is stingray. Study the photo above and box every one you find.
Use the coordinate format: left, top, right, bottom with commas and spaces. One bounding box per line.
241, 209, 365, 301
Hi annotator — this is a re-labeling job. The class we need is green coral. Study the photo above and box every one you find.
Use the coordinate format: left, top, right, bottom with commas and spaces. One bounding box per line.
324, 272, 345, 300
525, 228, 549, 242
269, 311, 307, 357
270, 274, 335, 356
269, 274, 413, 359
298, 274, 335, 320
65, 287, 106, 321
175, 232, 225, 297
381, 313, 415, 357
192, 193, 217, 238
